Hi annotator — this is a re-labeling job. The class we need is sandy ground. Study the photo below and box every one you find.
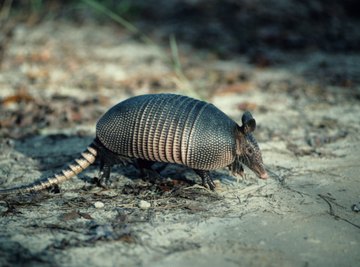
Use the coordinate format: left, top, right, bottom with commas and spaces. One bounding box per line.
0, 21, 359, 267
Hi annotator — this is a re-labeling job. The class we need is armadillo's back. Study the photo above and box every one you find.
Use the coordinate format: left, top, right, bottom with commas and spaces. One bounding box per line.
96, 94, 237, 170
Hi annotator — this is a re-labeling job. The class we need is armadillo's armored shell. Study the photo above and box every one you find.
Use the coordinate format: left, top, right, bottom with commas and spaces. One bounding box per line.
96, 94, 237, 170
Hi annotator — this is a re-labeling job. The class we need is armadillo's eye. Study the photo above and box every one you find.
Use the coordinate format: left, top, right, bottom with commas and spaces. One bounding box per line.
246, 146, 254, 155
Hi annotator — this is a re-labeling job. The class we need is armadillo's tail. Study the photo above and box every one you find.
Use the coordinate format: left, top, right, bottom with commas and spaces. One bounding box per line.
0, 143, 98, 195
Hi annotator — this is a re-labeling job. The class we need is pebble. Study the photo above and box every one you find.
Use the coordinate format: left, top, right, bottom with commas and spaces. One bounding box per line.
259, 240, 266, 246
94, 201, 105, 209
138, 200, 151, 209
351, 203, 360, 212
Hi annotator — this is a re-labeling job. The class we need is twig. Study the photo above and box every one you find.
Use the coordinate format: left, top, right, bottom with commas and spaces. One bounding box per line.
318, 194, 335, 215
318, 194, 360, 230
266, 168, 285, 184
183, 184, 211, 191
169, 34, 183, 79
266, 168, 310, 197
169, 34, 201, 98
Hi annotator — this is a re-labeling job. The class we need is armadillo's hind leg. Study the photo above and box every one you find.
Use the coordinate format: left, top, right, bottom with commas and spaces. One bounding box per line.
93, 138, 132, 189
97, 159, 112, 188
194, 170, 216, 191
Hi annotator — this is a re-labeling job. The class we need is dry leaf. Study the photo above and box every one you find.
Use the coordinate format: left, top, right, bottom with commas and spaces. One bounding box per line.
236, 102, 257, 111
216, 82, 252, 95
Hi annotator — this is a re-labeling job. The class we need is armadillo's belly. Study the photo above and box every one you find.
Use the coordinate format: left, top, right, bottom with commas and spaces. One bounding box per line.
96, 94, 237, 170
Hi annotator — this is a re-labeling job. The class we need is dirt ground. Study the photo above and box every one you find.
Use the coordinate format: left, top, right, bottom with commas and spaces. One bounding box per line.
0, 20, 359, 267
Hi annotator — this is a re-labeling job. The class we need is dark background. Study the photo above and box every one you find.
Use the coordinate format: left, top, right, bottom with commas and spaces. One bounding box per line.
4, 0, 360, 56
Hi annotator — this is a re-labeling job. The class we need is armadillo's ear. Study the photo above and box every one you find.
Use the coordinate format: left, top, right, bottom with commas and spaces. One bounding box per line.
241, 111, 256, 134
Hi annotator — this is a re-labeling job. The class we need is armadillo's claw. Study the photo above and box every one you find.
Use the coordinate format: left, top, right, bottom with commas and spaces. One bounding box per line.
195, 169, 216, 191
205, 179, 216, 191
94, 176, 112, 189
96, 164, 112, 189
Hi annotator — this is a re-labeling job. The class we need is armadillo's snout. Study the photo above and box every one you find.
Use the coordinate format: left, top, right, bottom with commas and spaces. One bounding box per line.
253, 165, 268, 180
253, 167, 269, 180
259, 171, 269, 179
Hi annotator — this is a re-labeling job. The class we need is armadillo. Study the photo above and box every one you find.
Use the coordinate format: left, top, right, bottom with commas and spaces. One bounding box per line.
0, 93, 268, 195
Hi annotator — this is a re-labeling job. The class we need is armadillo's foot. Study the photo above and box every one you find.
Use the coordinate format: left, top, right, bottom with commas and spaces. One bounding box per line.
236, 165, 245, 183
97, 163, 112, 189
194, 170, 216, 191
238, 164, 245, 177
228, 160, 244, 178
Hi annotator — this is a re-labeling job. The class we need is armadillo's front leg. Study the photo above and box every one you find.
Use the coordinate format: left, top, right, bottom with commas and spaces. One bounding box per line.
137, 159, 161, 183
194, 170, 216, 190
239, 164, 245, 176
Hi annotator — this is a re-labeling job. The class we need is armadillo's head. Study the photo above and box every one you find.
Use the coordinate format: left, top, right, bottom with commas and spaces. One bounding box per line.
235, 111, 268, 179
